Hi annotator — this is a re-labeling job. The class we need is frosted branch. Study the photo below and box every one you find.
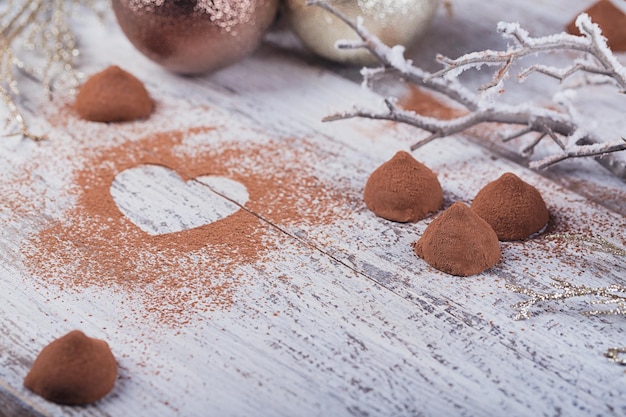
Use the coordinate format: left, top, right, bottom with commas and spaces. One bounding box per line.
434, 15, 626, 91
530, 138, 626, 170
309, 1, 626, 179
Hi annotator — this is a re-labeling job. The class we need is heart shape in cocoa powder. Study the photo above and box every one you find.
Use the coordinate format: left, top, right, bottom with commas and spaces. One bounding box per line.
110, 164, 249, 236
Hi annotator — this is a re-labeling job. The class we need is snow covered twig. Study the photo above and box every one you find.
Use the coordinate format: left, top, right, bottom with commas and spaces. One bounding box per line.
432, 15, 626, 91
309, 1, 626, 178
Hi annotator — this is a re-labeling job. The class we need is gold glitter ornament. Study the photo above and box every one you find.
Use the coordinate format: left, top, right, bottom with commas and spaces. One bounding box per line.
112, 0, 279, 74
284, 0, 439, 65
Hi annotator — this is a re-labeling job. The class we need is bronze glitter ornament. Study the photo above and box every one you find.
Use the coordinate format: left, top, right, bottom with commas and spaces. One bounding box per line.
284, 0, 439, 65
112, 0, 279, 74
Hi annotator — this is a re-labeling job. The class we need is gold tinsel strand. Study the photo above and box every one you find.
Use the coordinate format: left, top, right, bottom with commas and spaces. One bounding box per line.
507, 233, 626, 365
507, 278, 626, 321
0, 0, 106, 140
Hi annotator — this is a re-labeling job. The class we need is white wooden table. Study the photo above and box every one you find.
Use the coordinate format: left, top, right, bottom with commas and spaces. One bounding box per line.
1, 1, 626, 416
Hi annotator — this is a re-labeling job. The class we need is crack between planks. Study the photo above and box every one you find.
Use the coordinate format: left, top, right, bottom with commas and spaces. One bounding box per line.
196, 181, 626, 400
190, 177, 398, 288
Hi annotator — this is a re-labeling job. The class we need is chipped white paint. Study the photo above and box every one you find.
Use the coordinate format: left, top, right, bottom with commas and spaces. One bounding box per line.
111, 164, 249, 235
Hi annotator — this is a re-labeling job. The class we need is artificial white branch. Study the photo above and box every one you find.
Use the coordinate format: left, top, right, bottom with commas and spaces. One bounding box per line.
529, 138, 626, 170
433, 15, 626, 91
308, 1, 626, 179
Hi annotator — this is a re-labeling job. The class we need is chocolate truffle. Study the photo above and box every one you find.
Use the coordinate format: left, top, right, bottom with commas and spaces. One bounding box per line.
24, 330, 118, 405
414, 202, 500, 276
364, 151, 443, 222
471, 172, 549, 241
75, 65, 153, 122
566, 0, 626, 52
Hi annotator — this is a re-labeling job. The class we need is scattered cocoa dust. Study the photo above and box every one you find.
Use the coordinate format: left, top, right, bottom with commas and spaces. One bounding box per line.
22, 127, 347, 325
566, 0, 626, 52
399, 85, 467, 120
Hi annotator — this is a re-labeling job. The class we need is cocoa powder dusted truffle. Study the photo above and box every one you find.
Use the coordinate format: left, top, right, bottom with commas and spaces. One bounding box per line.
364, 151, 443, 222
566, 0, 626, 52
24, 330, 118, 405
414, 202, 500, 277
471, 172, 549, 241
75, 65, 153, 122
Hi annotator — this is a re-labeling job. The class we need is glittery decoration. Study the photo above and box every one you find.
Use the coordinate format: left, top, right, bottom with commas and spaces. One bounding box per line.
112, 0, 279, 74
508, 234, 626, 319
284, 0, 439, 65
604, 347, 626, 366
0, 0, 105, 140
507, 233, 626, 366
507, 278, 626, 321
124, 0, 259, 31
546, 233, 626, 257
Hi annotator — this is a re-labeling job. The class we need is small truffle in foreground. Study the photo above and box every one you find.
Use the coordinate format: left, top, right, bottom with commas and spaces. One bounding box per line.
364, 151, 443, 222
24, 330, 118, 405
414, 202, 500, 277
75, 65, 153, 122
471, 172, 549, 241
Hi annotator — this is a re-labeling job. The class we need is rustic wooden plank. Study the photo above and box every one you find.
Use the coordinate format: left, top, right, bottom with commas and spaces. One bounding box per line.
0, 382, 48, 417
1, 210, 623, 417
2, 93, 624, 416
110, 165, 249, 235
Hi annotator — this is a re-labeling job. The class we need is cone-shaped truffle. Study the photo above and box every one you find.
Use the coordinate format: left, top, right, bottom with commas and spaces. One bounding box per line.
566, 0, 626, 52
414, 202, 500, 276
24, 330, 118, 405
471, 172, 549, 241
364, 151, 443, 222
75, 65, 153, 122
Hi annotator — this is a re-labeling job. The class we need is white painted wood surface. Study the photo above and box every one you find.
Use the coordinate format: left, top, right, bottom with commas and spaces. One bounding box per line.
1, 1, 625, 416
111, 165, 250, 235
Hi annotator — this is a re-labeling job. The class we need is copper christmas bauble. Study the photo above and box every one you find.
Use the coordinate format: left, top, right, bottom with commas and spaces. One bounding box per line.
284, 0, 439, 65
112, 0, 279, 74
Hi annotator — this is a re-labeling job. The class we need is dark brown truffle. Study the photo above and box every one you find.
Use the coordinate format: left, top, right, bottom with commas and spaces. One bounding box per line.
566, 0, 626, 52
471, 172, 549, 241
414, 202, 500, 277
364, 151, 443, 222
24, 330, 118, 405
75, 65, 153, 122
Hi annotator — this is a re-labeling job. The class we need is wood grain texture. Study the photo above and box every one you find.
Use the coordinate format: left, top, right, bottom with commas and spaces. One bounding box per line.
0, 1, 625, 416
111, 165, 249, 235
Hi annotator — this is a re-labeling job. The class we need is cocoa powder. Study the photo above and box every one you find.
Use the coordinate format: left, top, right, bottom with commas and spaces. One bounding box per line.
414, 202, 501, 276
364, 151, 443, 222
399, 85, 467, 120
471, 172, 549, 241
75, 65, 153, 122
24, 330, 117, 405
566, 0, 626, 51
22, 127, 348, 325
